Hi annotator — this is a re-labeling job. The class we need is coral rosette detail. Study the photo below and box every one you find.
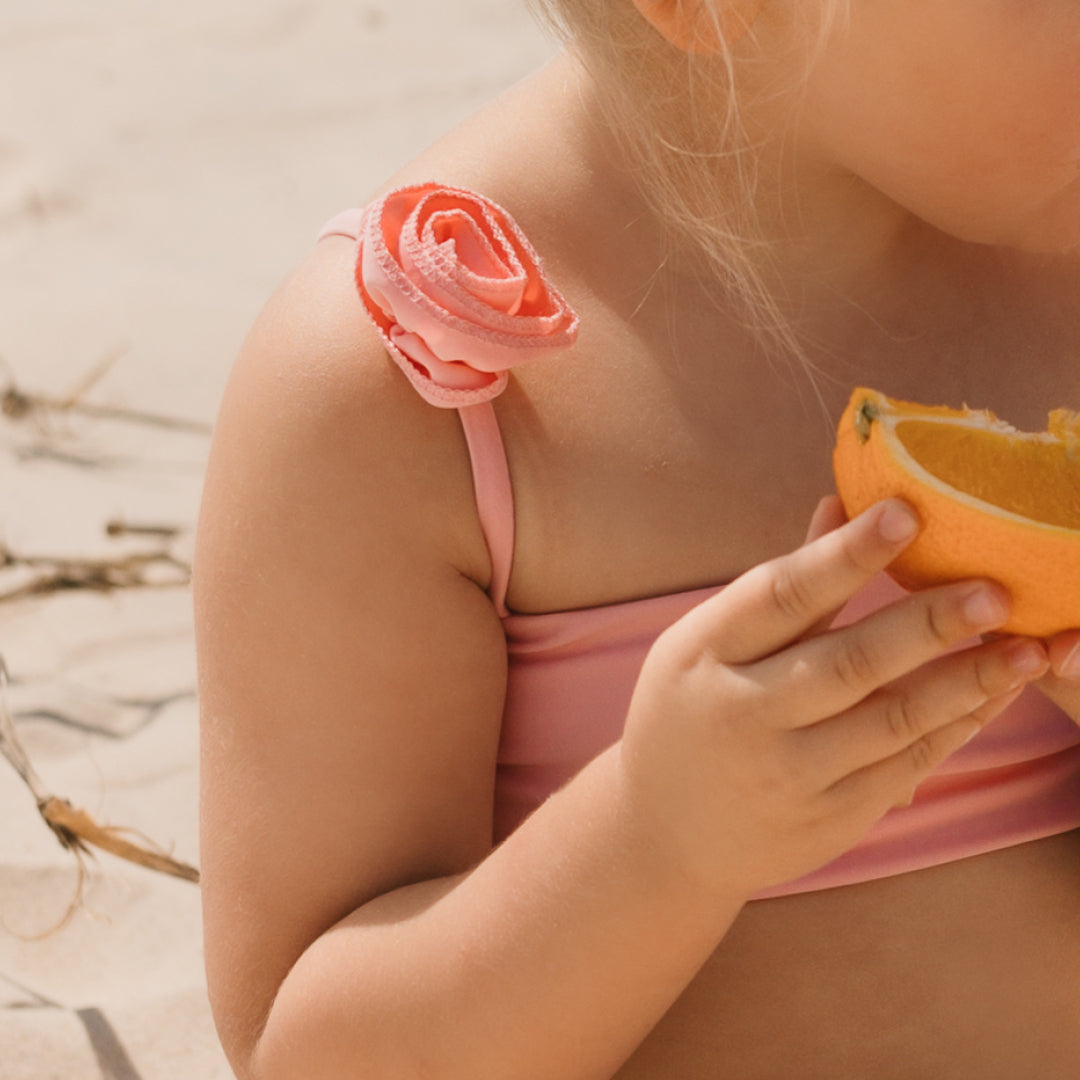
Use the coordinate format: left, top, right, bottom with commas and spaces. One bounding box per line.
356, 183, 579, 407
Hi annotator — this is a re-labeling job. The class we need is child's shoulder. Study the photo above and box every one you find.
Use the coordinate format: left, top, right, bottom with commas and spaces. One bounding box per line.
207, 226, 496, 595
204, 55, 666, 604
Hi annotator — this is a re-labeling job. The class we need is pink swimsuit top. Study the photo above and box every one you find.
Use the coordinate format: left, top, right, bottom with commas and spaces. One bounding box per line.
320, 185, 1080, 901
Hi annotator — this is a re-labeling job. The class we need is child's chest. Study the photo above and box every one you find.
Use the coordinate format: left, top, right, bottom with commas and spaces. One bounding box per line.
499, 275, 1080, 616
501, 345, 842, 615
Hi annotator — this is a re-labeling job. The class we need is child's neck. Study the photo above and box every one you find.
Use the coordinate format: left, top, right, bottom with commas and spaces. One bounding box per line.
509, 56, 1079, 416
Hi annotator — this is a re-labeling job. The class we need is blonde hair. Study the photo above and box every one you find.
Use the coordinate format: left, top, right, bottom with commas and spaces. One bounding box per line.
527, 0, 849, 363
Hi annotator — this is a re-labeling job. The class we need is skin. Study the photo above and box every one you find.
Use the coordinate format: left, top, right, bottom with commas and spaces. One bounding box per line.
790, 0, 1080, 256
785, 0, 1080, 712
196, 3, 1080, 1077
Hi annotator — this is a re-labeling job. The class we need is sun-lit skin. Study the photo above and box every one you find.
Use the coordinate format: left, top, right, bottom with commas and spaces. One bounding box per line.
196, 3, 1080, 1078
768, 0, 1080, 709
781, 1, 1080, 255
654, 0, 1080, 707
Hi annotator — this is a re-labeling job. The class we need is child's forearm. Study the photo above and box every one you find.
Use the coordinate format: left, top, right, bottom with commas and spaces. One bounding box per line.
251, 744, 746, 1080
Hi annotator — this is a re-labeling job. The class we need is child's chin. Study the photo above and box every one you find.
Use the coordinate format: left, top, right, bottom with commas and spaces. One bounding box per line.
1004, 203, 1080, 256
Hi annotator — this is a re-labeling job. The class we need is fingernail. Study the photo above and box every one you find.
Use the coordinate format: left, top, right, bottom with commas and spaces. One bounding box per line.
963, 585, 1009, 629
1005, 640, 1048, 678
878, 502, 919, 543
1058, 642, 1080, 681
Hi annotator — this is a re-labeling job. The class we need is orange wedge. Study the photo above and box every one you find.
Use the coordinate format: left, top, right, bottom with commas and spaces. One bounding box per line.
833, 388, 1080, 636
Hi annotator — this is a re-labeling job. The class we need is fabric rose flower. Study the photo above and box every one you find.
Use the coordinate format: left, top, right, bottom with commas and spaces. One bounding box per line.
356, 183, 579, 407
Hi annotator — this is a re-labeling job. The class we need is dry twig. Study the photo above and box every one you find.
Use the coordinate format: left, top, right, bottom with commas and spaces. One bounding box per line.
0, 543, 190, 602
104, 518, 184, 541
0, 656, 199, 925
0, 358, 204, 931
0, 352, 212, 436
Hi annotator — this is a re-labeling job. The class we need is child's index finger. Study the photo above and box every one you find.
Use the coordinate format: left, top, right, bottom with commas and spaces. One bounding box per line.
688, 500, 921, 667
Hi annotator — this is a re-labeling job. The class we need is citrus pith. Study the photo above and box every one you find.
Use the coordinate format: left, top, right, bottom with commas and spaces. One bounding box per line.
833, 388, 1080, 637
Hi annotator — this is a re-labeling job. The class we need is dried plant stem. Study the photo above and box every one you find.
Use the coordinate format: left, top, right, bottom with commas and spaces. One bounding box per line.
0, 657, 200, 901
0, 352, 212, 436
0, 544, 190, 602
104, 518, 184, 540
37, 797, 200, 884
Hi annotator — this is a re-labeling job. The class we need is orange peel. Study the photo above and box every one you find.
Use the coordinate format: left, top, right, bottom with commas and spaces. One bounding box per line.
833, 387, 1080, 636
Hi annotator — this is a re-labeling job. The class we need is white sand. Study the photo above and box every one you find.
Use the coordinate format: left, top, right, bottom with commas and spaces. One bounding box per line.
0, 3, 554, 1075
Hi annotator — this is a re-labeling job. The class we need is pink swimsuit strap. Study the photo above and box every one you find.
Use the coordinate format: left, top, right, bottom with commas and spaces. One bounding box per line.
457, 402, 515, 616
318, 205, 519, 617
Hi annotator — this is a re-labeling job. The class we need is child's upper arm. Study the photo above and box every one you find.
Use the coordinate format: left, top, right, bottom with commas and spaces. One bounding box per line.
194, 237, 509, 1066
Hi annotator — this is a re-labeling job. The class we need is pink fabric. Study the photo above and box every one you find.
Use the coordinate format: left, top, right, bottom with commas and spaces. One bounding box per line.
497, 576, 1080, 899
458, 402, 516, 616
320, 191, 1080, 900
352, 183, 578, 408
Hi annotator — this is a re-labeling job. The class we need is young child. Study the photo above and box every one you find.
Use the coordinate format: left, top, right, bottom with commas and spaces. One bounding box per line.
194, 2, 1080, 1076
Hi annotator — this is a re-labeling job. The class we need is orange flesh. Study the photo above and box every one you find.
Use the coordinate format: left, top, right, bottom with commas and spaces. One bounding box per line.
896, 420, 1080, 530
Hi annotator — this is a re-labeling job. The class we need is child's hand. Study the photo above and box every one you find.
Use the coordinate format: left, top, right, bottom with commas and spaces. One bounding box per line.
618, 498, 1050, 900
1034, 631, 1080, 726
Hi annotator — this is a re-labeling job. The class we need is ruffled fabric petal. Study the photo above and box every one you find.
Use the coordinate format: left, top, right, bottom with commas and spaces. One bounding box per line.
356, 183, 579, 408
